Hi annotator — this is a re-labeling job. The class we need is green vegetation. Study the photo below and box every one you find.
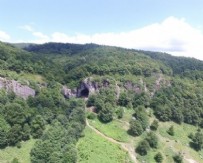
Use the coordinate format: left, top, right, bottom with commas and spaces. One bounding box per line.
0, 41, 203, 162
77, 127, 131, 163
154, 152, 163, 163
0, 139, 36, 163
89, 118, 130, 142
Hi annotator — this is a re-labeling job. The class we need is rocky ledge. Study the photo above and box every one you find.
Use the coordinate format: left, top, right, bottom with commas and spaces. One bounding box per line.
0, 77, 35, 99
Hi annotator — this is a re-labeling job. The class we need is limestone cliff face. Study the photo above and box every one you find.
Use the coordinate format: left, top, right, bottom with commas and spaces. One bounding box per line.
62, 74, 170, 99
0, 77, 35, 99
62, 77, 110, 98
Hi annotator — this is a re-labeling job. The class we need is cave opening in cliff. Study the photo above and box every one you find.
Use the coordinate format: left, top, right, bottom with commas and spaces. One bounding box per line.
80, 88, 89, 98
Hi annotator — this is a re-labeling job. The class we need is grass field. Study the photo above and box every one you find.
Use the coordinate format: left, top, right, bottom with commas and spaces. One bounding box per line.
136, 120, 203, 163
88, 118, 131, 142
77, 127, 132, 163
88, 110, 203, 163
0, 139, 36, 163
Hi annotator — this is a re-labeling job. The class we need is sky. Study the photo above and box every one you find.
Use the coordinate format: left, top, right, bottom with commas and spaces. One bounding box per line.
1, 0, 203, 60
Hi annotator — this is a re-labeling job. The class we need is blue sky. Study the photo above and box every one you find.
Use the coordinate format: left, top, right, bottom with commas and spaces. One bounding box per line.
1, 0, 203, 60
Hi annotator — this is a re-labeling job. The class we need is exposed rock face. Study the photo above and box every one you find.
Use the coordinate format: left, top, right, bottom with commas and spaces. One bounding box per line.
61, 86, 77, 98
62, 74, 170, 99
62, 77, 110, 98
124, 81, 142, 94
0, 77, 35, 99
124, 74, 171, 96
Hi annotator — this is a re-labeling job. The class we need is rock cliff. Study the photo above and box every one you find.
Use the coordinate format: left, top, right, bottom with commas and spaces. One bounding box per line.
0, 77, 35, 99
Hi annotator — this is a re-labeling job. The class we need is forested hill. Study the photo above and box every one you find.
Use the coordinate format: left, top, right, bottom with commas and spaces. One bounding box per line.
143, 50, 203, 75
24, 42, 203, 73
1, 41, 203, 162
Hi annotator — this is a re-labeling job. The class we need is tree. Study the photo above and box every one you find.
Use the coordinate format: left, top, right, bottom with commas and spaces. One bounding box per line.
116, 107, 124, 119
173, 153, 183, 163
145, 132, 158, 148
167, 125, 174, 136
3, 103, 28, 126
172, 108, 183, 124
154, 152, 163, 163
22, 123, 31, 141
191, 131, 203, 151
87, 95, 96, 107
0, 129, 7, 148
7, 124, 22, 145
118, 92, 129, 107
63, 145, 77, 163
133, 111, 149, 130
98, 103, 113, 123
31, 115, 45, 139
49, 152, 63, 163
150, 120, 159, 131
128, 120, 143, 136
30, 140, 53, 163
136, 140, 150, 156
154, 106, 172, 122
11, 158, 20, 163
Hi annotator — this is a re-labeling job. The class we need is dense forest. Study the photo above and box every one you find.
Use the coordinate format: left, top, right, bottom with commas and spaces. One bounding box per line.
0, 41, 203, 162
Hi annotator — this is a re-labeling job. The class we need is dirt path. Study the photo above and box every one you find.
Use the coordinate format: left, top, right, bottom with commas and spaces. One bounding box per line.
86, 119, 137, 163
184, 158, 198, 163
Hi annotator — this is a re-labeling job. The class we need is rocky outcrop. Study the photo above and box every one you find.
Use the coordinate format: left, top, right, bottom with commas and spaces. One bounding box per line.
62, 74, 170, 99
61, 86, 77, 98
0, 77, 35, 99
124, 81, 143, 94
62, 77, 110, 98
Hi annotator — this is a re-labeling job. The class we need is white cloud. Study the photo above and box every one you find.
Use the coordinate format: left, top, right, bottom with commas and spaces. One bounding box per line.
18, 17, 203, 60
19, 25, 34, 32
0, 30, 10, 41
19, 25, 50, 43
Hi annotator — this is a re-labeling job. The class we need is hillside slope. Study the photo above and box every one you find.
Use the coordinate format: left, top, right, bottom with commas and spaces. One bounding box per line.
0, 42, 202, 162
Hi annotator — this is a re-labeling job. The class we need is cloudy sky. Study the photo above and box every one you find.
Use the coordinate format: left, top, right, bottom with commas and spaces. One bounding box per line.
1, 0, 203, 60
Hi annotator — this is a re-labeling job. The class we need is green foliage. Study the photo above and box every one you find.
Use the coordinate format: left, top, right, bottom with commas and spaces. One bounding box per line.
132, 93, 150, 108
136, 140, 150, 156
77, 127, 131, 163
154, 152, 163, 163
129, 120, 143, 136
150, 120, 159, 131
11, 158, 20, 163
151, 79, 203, 126
133, 109, 149, 130
145, 132, 158, 148
1, 39, 203, 163
191, 131, 203, 151
3, 103, 29, 126
7, 124, 22, 146
30, 115, 45, 139
98, 103, 114, 123
87, 112, 97, 120
118, 92, 130, 107
0, 129, 7, 148
173, 153, 183, 163
116, 107, 124, 119
167, 125, 175, 136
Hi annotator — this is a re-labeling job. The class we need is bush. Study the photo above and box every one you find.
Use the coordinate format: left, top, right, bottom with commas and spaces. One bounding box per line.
16, 142, 21, 148
87, 112, 97, 120
136, 140, 150, 156
150, 120, 159, 131
128, 120, 143, 136
191, 131, 203, 151
154, 152, 163, 163
173, 153, 183, 163
145, 132, 158, 148
167, 125, 174, 136
116, 107, 124, 119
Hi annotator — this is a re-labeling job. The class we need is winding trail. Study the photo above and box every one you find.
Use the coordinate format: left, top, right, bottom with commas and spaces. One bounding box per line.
86, 119, 137, 163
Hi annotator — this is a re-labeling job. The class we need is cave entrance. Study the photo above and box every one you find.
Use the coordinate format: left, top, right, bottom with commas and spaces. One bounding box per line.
80, 88, 89, 98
